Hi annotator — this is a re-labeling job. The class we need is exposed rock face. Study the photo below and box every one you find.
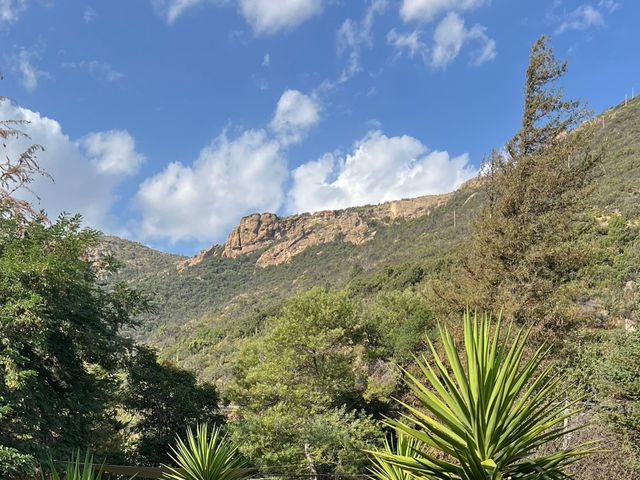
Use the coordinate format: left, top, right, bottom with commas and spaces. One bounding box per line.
223, 213, 281, 258
178, 191, 455, 269
177, 245, 222, 271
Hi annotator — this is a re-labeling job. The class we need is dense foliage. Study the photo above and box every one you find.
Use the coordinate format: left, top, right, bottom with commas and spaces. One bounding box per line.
0, 104, 224, 476
0, 210, 225, 475
119, 346, 223, 465
229, 289, 387, 476
0, 212, 138, 470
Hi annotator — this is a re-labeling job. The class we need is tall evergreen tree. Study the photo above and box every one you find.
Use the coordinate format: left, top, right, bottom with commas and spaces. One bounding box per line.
433, 36, 601, 333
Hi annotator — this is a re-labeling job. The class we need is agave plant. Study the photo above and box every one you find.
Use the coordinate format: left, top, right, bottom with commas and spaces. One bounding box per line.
371, 311, 595, 480
43, 450, 105, 480
163, 424, 252, 480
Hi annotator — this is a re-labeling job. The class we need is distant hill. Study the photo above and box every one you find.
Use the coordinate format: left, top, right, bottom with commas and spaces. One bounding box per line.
104, 96, 640, 380
106, 183, 482, 345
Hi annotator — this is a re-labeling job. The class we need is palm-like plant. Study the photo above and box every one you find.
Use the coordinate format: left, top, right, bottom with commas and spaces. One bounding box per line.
43, 450, 105, 480
371, 311, 595, 480
163, 424, 252, 480
370, 435, 422, 480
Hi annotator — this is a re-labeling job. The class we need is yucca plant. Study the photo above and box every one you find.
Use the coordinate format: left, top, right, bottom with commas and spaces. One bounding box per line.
371, 311, 596, 480
42, 450, 106, 480
370, 434, 422, 480
163, 424, 252, 480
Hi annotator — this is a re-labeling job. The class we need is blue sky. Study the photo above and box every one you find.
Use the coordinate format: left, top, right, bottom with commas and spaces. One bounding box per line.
1, 0, 637, 254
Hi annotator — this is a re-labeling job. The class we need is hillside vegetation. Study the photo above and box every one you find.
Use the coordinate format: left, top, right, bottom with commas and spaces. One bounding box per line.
109, 94, 639, 356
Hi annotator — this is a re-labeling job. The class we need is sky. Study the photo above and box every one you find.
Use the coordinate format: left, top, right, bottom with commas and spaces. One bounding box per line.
0, 0, 637, 254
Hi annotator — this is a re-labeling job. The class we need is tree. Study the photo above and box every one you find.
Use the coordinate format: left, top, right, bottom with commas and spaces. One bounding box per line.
433, 36, 601, 334
120, 346, 223, 466
364, 289, 435, 363
229, 288, 383, 477
0, 96, 48, 221
0, 210, 149, 473
371, 312, 594, 480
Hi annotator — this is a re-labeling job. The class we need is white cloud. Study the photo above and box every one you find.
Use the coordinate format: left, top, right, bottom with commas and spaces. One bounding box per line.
387, 29, 425, 58
400, 0, 487, 22
270, 89, 320, 146
388, 13, 495, 69
337, 0, 388, 82
469, 26, 496, 65
153, 0, 323, 33
0, 0, 27, 24
134, 88, 319, 243
79, 130, 146, 176
430, 12, 495, 68
151, 0, 221, 24
7, 46, 48, 92
135, 129, 286, 243
239, 0, 323, 35
61, 60, 124, 82
0, 100, 142, 232
262, 53, 270, 67
287, 130, 476, 213
556, 4, 605, 34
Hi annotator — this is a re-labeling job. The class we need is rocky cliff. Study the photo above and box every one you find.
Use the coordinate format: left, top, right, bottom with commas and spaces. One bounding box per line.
177, 191, 455, 270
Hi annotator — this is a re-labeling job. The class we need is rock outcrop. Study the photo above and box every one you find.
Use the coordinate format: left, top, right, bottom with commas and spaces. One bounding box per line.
177, 191, 455, 270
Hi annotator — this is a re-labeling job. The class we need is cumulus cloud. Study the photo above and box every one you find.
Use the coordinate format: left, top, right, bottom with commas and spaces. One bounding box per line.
287, 130, 476, 213
135, 129, 286, 243
61, 60, 124, 82
270, 89, 320, 146
336, 0, 388, 82
0, 100, 143, 232
0, 0, 27, 24
7, 45, 48, 92
400, 0, 487, 22
134, 89, 318, 243
239, 0, 323, 35
431, 12, 495, 68
79, 130, 146, 176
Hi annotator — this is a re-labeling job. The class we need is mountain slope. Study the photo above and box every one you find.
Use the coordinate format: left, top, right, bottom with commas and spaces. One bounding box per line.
106, 96, 640, 370
107, 184, 482, 345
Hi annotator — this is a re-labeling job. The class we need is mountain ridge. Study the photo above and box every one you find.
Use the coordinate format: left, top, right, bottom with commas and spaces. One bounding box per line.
177, 188, 461, 270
